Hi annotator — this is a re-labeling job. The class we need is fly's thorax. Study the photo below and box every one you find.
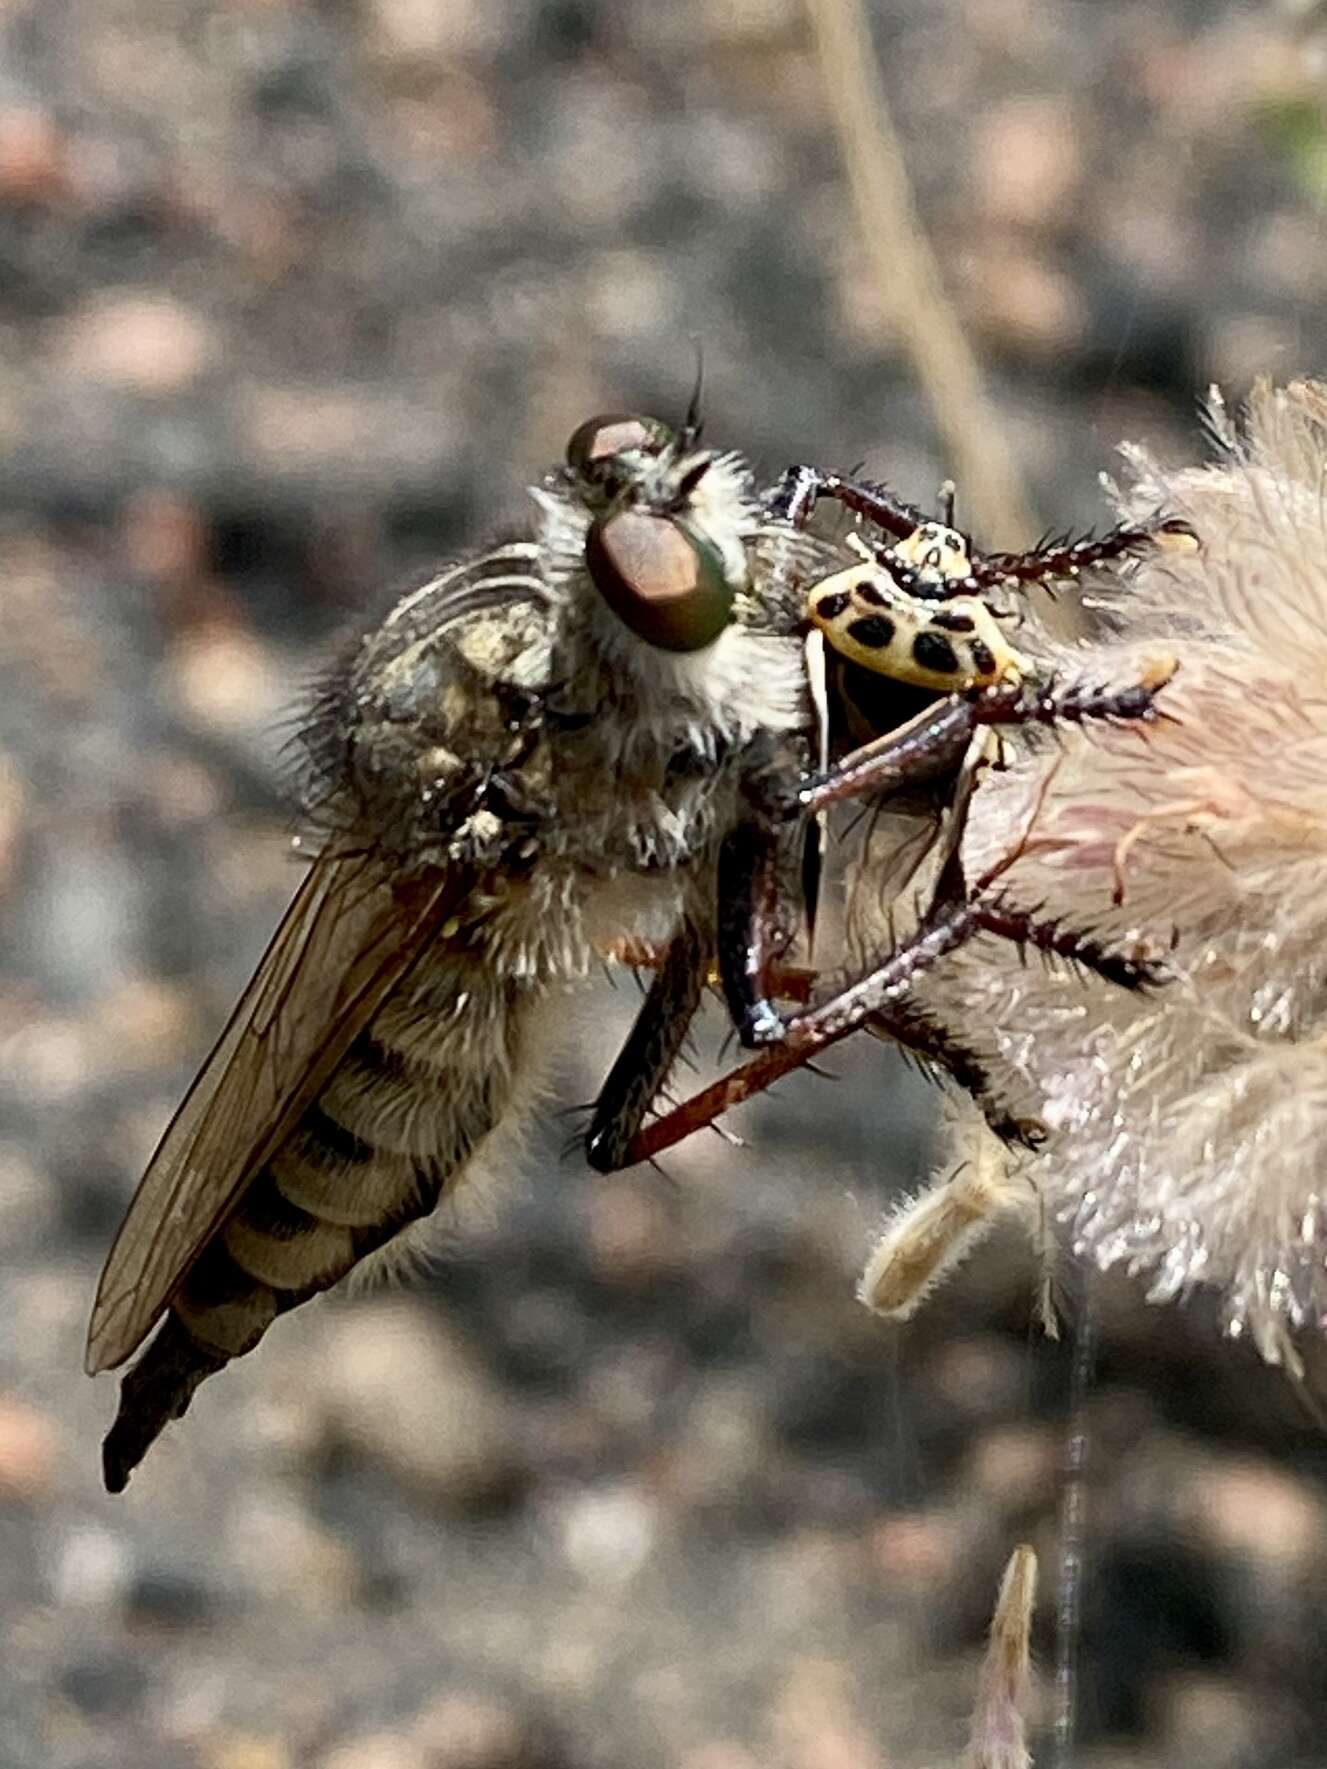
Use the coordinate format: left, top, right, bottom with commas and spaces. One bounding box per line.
302, 415, 826, 882
304, 556, 558, 869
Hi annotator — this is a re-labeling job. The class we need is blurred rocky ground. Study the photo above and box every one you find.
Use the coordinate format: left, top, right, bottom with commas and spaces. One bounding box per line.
5, 1, 1327, 1765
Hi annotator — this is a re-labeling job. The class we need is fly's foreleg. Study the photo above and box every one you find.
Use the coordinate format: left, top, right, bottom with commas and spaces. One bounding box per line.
795, 664, 1178, 822
585, 917, 708, 1172
761, 665, 1177, 1010
716, 821, 789, 1048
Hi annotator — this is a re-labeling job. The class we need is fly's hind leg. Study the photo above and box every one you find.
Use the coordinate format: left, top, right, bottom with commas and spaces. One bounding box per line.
622, 891, 1016, 1166
716, 821, 789, 1049
622, 847, 1164, 1168
717, 662, 1176, 1052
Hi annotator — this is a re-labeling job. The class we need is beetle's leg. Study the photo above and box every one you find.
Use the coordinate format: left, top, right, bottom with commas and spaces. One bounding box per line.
765, 464, 931, 541
970, 519, 1198, 594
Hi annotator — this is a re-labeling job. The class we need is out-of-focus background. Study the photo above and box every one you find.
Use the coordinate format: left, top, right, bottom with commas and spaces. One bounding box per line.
5, 3, 1327, 1765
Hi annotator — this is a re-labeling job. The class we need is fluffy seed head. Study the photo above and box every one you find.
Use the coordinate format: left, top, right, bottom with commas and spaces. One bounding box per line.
936, 379, 1327, 1367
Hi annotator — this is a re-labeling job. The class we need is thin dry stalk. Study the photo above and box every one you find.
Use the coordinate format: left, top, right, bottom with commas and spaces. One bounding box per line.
965, 1544, 1039, 1769
806, 0, 1038, 547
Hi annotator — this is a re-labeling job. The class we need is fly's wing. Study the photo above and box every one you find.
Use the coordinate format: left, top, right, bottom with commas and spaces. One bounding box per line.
85, 854, 470, 1374
81, 849, 467, 1372
87, 539, 559, 1377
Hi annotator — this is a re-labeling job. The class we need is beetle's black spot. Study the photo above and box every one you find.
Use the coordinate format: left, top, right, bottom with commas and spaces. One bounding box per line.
971, 640, 997, 675
856, 579, 890, 608
912, 630, 961, 675
813, 589, 852, 621
846, 614, 897, 651
931, 608, 976, 633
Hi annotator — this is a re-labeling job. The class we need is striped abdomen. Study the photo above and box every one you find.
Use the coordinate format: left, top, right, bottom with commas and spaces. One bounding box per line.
102, 952, 520, 1491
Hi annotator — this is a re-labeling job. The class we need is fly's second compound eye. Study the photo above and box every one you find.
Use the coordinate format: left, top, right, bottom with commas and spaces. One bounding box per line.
585, 508, 734, 651
565, 414, 674, 483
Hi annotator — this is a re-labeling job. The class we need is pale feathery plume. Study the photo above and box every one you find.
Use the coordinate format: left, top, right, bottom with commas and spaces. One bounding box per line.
858, 1096, 1040, 1321
963, 1544, 1039, 1769
900, 378, 1327, 1370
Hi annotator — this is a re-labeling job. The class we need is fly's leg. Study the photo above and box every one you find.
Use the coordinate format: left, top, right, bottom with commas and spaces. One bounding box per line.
716, 821, 788, 1047
599, 936, 818, 1006
622, 892, 1001, 1166
623, 865, 1165, 1167
664, 660, 1178, 1161
588, 923, 825, 1178
970, 898, 1165, 991
719, 663, 1176, 1053
586, 918, 708, 1173
794, 662, 1178, 822
766, 462, 1198, 589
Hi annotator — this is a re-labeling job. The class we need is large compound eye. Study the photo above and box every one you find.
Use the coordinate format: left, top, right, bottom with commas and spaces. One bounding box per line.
585, 509, 734, 651
565, 414, 674, 478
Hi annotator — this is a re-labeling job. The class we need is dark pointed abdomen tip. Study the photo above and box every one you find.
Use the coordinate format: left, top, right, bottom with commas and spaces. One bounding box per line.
102, 1397, 164, 1492
102, 1432, 133, 1494
98, 1314, 230, 1494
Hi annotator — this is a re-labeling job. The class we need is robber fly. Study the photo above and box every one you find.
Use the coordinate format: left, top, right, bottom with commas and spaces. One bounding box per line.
592, 463, 1198, 1170
86, 409, 841, 1492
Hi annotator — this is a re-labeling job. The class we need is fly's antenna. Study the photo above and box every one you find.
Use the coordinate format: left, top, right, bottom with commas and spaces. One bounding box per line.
681, 340, 705, 449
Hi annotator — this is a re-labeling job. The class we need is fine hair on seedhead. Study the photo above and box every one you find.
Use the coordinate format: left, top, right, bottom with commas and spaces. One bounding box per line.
910, 378, 1327, 1373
